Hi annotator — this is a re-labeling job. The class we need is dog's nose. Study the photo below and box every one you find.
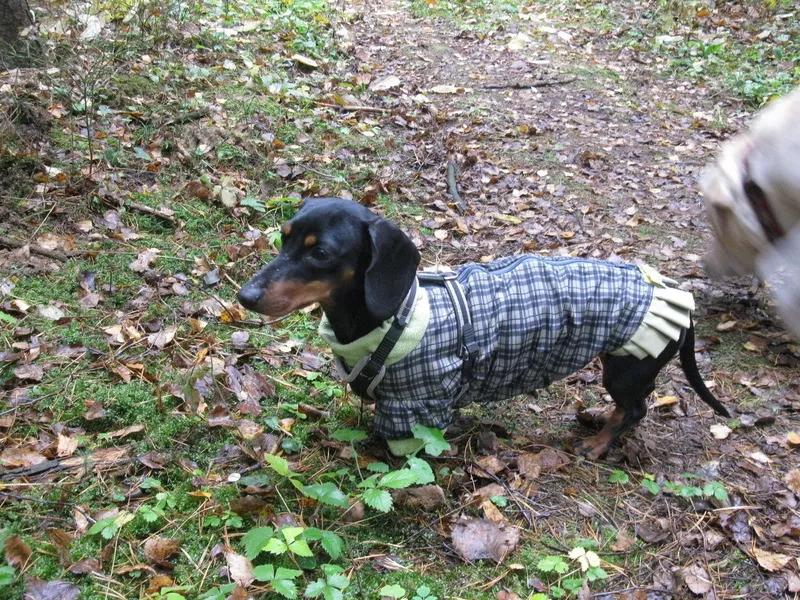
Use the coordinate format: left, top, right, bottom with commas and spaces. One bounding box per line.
237, 284, 262, 311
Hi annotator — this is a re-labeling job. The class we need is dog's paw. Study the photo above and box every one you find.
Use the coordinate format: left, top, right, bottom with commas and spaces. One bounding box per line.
573, 436, 610, 461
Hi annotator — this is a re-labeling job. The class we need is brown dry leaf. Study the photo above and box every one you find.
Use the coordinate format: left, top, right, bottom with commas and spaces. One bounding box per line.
145, 574, 175, 596
38, 304, 65, 320
532, 448, 571, 471
5, 535, 32, 568
14, 363, 44, 381
496, 591, 522, 600
752, 547, 792, 572
236, 420, 263, 439
0, 447, 48, 468
143, 537, 181, 567
107, 424, 145, 439
129, 248, 159, 272
474, 455, 507, 477
787, 431, 800, 447
83, 400, 106, 421
787, 571, 800, 593
784, 469, 800, 494
46, 529, 73, 566
24, 577, 80, 600
219, 304, 246, 323
681, 562, 712, 594
69, 557, 102, 575
652, 395, 678, 408
450, 516, 520, 563
390, 485, 445, 511
710, 424, 732, 440
517, 453, 541, 480
481, 499, 507, 523
147, 326, 178, 350
469, 483, 507, 503
224, 548, 254, 587
56, 434, 79, 458
611, 529, 636, 552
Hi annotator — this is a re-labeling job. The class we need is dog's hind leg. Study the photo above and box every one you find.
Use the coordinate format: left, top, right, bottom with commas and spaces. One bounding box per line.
573, 345, 676, 460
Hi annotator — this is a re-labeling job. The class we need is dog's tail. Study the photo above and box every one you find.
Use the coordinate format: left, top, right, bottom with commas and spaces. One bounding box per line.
680, 321, 731, 417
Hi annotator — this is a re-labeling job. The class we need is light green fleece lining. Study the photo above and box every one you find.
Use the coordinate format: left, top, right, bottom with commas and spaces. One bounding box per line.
318, 286, 431, 368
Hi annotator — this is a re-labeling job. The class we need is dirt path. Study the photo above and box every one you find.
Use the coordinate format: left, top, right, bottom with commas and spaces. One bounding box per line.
344, 1, 800, 595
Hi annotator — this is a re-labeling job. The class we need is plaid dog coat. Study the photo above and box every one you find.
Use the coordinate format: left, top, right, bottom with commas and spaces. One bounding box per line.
320, 255, 686, 441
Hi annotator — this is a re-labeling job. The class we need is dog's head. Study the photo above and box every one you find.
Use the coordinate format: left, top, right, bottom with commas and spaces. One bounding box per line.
701, 87, 800, 278
237, 198, 421, 324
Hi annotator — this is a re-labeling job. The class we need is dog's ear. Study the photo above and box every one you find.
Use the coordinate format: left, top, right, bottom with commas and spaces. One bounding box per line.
364, 217, 421, 322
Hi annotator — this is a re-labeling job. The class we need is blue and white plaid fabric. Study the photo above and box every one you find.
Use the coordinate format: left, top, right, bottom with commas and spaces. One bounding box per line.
372, 255, 654, 440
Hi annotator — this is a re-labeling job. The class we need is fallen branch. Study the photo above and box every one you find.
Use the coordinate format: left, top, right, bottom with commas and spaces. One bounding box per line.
126, 201, 178, 224
482, 76, 577, 90
0, 236, 69, 261
314, 101, 389, 113
161, 108, 211, 127
446, 159, 467, 214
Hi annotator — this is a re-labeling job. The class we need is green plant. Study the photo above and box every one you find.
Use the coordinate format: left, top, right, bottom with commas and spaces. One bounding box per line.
304, 564, 350, 600
536, 544, 608, 598
0, 565, 16, 587
640, 474, 729, 502
253, 564, 304, 599
608, 469, 629, 485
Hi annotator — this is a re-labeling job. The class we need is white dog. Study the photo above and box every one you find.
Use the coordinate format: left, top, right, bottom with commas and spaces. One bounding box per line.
700, 87, 800, 336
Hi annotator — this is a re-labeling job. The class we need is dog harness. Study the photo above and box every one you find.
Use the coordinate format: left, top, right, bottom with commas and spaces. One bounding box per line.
319, 255, 694, 441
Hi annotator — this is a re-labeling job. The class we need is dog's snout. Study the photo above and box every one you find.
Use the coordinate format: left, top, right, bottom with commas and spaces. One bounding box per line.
237, 283, 262, 310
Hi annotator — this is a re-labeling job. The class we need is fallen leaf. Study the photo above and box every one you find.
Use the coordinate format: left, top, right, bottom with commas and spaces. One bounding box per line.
370, 75, 401, 91
5, 535, 32, 568
107, 424, 145, 439
681, 562, 712, 594
56, 434, 79, 457
0, 447, 48, 468
38, 305, 65, 320
652, 395, 678, 408
24, 577, 80, 600
14, 364, 44, 381
450, 517, 520, 563
710, 424, 731, 440
611, 529, 636, 552
752, 547, 792, 572
147, 326, 177, 349
784, 469, 800, 494
129, 248, 159, 273
83, 400, 106, 421
144, 538, 181, 567
224, 548, 254, 587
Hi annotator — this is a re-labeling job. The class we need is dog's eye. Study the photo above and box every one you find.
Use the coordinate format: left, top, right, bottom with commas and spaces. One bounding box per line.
310, 247, 329, 261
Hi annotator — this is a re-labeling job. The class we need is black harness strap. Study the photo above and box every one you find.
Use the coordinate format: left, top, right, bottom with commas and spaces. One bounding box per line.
339, 271, 479, 401
347, 279, 418, 399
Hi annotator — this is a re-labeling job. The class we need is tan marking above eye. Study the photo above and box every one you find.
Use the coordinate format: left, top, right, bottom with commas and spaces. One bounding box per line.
304, 234, 318, 247
341, 267, 355, 280
281, 223, 292, 236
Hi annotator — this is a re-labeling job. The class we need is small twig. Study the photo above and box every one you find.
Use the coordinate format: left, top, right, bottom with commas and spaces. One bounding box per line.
592, 587, 674, 598
314, 101, 389, 113
446, 159, 466, 214
482, 77, 577, 90
161, 108, 211, 127
0, 235, 69, 261
125, 201, 178, 224
0, 490, 95, 523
